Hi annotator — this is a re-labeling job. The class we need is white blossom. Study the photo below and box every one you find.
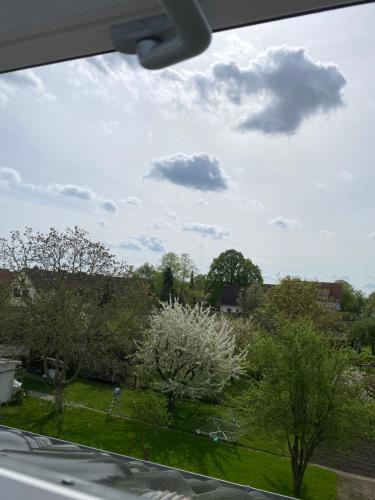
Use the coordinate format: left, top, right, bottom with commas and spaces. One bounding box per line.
139, 302, 246, 405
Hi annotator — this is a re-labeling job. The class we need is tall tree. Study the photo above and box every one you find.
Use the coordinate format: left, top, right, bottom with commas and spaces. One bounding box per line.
249, 318, 369, 497
139, 302, 245, 410
160, 266, 174, 303
0, 227, 153, 413
159, 252, 181, 277
207, 249, 262, 306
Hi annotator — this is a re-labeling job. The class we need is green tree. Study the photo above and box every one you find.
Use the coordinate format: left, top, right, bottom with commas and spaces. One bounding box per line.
0, 227, 153, 413
364, 291, 375, 318
250, 318, 369, 497
207, 250, 262, 306
159, 252, 181, 276
336, 280, 366, 315
239, 282, 265, 316
259, 277, 343, 335
160, 266, 174, 303
350, 317, 375, 355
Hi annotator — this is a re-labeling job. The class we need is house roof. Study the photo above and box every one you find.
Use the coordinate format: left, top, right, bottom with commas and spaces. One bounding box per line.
318, 282, 343, 301
221, 284, 242, 306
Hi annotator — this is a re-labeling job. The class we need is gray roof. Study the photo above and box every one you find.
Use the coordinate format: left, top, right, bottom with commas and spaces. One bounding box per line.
220, 285, 242, 306
0, 426, 293, 500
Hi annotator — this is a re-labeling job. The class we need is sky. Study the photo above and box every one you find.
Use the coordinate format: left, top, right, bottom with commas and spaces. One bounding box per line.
0, 3, 375, 292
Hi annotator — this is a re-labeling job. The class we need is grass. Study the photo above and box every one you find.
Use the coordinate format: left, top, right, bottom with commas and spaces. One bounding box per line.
20, 374, 284, 455
0, 397, 336, 500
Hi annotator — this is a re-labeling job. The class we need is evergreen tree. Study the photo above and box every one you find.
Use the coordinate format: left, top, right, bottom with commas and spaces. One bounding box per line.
160, 266, 174, 303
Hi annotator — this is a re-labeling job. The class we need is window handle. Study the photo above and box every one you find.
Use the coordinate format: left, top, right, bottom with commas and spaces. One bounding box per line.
111, 0, 212, 70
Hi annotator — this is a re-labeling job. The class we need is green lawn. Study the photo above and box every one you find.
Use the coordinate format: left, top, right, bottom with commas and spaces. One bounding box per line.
21, 374, 284, 455
0, 397, 336, 500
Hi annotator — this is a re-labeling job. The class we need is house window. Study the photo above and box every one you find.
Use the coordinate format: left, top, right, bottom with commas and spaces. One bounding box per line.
227, 308, 232, 313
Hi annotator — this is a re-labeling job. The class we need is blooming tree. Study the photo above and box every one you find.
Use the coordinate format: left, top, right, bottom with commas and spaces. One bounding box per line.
139, 302, 246, 410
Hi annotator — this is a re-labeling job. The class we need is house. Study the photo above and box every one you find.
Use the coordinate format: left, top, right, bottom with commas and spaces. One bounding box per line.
0, 269, 37, 306
220, 284, 242, 314
220, 281, 343, 314
317, 282, 343, 311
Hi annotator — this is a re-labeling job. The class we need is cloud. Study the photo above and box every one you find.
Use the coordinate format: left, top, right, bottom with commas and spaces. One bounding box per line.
53, 183, 94, 200
269, 216, 300, 230
315, 182, 328, 189
0, 166, 119, 215
100, 199, 119, 214
190, 45, 346, 135
95, 218, 109, 228
122, 196, 142, 207
0, 69, 53, 100
182, 222, 229, 240
144, 152, 229, 192
368, 233, 375, 241
119, 234, 165, 252
0, 166, 22, 185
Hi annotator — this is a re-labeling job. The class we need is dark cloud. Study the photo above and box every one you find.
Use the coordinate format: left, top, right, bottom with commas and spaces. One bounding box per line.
120, 234, 165, 252
192, 46, 346, 135
182, 222, 229, 240
144, 152, 228, 192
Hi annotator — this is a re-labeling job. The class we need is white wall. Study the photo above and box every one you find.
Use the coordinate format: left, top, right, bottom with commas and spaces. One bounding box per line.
0, 360, 20, 403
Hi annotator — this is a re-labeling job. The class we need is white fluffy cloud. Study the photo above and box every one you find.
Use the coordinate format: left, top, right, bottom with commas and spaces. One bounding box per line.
0, 166, 119, 215
368, 233, 375, 241
269, 216, 300, 230
144, 152, 229, 192
182, 222, 229, 240
119, 234, 165, 252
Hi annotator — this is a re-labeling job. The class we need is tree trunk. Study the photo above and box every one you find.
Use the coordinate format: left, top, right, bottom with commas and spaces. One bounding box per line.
291, 454, 305, 497
54, 382, 65, 414
167, 392, 176, 412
